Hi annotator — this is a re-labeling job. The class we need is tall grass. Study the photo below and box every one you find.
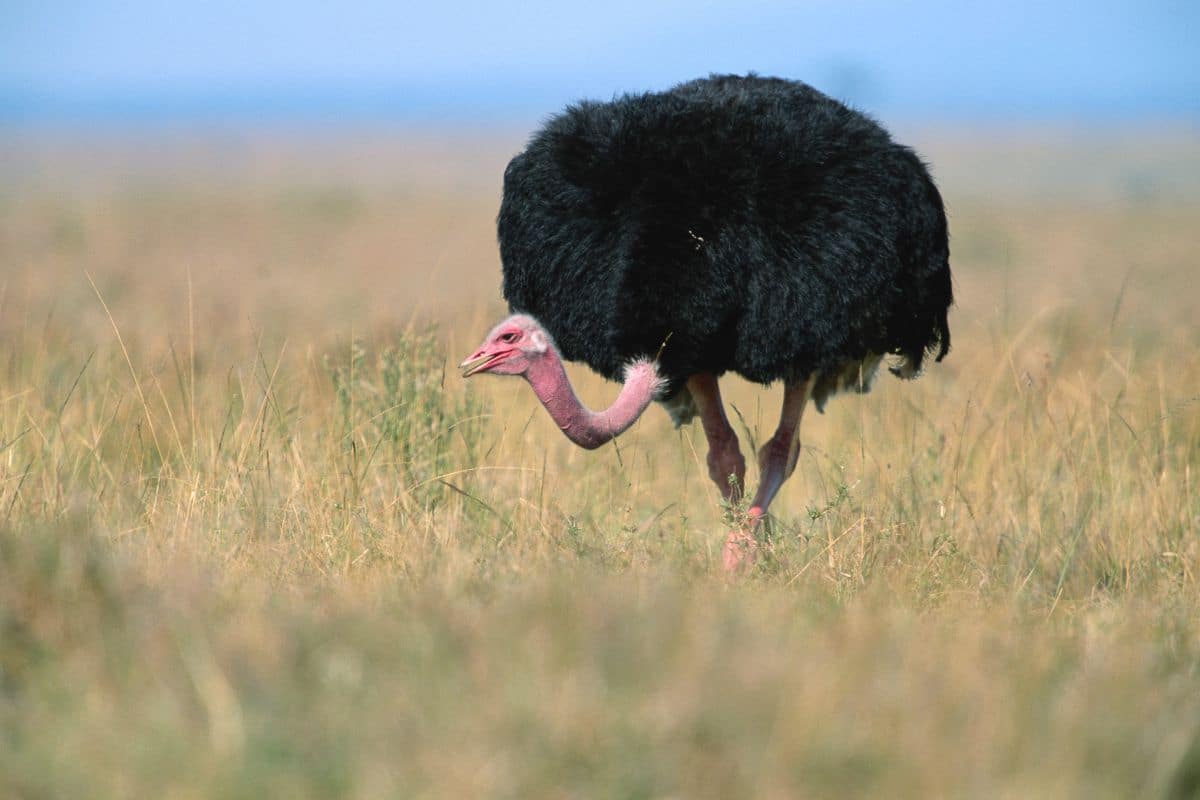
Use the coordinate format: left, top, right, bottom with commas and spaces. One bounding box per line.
1, 133, 1198, 797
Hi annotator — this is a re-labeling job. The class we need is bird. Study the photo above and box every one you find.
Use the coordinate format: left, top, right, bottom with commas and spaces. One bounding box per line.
461, 73, 953, 570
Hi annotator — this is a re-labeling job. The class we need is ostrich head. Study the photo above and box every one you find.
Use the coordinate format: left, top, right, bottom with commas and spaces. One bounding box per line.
460, 313, 663, 451
459, 314, 550, 378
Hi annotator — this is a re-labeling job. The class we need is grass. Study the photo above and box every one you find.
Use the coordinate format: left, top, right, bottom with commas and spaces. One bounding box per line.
1, 130, 1199, 798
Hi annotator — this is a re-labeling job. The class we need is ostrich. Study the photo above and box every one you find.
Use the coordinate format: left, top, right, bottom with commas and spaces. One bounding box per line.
461, 74, 953, 570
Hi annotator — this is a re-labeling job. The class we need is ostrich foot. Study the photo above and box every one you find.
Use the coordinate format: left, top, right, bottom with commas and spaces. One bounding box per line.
722, 525, 758, 572
722, 508, 765, 572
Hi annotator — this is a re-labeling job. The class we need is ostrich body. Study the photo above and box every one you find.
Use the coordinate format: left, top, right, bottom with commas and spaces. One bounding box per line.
462, 74, 953, 570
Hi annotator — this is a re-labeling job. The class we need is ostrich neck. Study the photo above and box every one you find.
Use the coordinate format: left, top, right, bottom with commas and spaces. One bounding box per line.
523, 347, 658, 450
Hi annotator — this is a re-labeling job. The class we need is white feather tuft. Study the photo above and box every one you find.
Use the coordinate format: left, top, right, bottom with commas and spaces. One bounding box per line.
622, 358, 666, 400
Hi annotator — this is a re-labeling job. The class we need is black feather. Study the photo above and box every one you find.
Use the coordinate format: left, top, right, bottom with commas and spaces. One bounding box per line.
498, 74, 953, 411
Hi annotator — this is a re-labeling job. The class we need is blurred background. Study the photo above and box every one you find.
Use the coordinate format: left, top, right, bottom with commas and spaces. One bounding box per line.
3, 0, 1199, 126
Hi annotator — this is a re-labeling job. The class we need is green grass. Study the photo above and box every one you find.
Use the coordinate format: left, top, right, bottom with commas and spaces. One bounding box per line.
1, 132, 1198, 798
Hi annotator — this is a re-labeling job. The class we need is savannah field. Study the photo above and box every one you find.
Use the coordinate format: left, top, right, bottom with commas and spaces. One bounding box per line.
1, 126, 1199, 798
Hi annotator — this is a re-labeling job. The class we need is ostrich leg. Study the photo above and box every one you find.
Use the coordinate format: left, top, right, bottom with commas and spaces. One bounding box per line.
748, 377, 812, 520
724, 377, 812, 571
686, 373, 746, 502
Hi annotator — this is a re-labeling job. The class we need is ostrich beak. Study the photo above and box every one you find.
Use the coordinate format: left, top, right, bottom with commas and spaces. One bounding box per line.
459, 350, 501, 377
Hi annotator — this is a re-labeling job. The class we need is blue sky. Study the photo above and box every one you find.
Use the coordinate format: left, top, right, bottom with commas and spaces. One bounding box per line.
2, 0, 1197, 124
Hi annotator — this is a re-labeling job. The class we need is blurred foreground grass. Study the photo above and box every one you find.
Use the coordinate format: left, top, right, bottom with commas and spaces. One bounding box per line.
1, 130, 1198, 797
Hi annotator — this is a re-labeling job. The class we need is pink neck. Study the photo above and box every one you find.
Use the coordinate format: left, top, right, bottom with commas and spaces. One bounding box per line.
523, 347, 660, 450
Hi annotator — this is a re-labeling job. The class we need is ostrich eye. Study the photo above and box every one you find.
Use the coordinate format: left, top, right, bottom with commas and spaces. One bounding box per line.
500, 331, 519, 344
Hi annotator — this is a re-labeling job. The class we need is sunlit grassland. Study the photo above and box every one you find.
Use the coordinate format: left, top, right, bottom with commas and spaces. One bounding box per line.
1, 131, 1198, 798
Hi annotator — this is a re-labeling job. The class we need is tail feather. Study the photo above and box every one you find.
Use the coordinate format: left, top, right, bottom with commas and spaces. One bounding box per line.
934, 308, 951, 362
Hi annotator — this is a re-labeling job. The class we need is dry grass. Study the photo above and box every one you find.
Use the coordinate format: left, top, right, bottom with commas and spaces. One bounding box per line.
1, 130, 1198, 798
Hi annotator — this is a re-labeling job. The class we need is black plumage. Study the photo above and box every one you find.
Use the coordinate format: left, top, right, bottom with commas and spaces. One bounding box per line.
498, 73, 952, 412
